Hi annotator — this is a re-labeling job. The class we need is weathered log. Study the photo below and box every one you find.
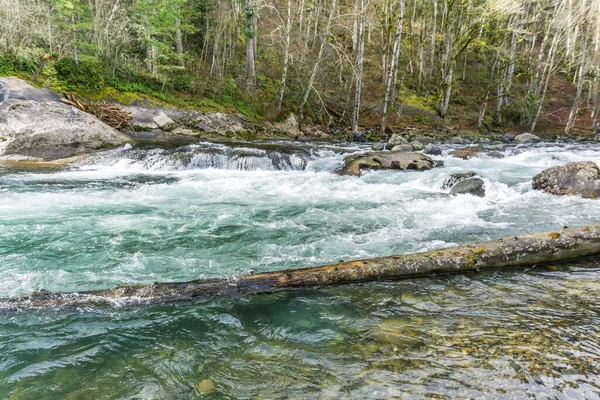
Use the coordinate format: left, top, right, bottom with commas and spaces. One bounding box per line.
3, 225, 600, 309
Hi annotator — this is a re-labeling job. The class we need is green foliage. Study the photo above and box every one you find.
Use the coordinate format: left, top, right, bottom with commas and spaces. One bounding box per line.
54, 57, 106, 90
506, 93, 541, 126
0, 55, 39, 76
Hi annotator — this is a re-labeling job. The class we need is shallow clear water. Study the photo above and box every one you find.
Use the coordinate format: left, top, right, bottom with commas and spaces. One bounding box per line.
1, 141, 600, 398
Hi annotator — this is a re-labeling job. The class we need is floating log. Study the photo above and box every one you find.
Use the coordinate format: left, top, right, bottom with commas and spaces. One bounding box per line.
3, 225, 600, 309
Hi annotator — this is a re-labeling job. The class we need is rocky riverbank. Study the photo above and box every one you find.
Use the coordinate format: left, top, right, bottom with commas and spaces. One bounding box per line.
2, 76, 600, 164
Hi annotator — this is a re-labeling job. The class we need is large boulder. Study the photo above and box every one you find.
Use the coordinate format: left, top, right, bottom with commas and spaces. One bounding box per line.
0, 77, 130, 161
0, 77, 61, 103
515, 133, 541, 143
532, 161, 600, 198
340, 151, 440, 176
449, 177, 486, 197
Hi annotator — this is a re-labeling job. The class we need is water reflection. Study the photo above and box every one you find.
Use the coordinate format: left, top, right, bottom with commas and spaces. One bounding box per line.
2, 261, 600, 398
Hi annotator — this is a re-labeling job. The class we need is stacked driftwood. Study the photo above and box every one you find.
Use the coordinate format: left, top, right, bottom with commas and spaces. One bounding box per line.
61, 94, 133, 131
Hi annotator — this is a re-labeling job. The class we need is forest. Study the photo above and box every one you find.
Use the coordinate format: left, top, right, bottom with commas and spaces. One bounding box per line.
1, 0, 599, 136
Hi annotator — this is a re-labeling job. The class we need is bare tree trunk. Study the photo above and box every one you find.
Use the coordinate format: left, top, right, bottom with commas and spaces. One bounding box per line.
381, 0, 406, 133
438, 26, 454, 119
504, 18, 518, 107
175, 17, 184, 68
277, 0, 293, 109
299, 0, 337, 117
352, 0, 366, 132
428, 0, 437, 83
352, 0, 359, 52
565, 31, 588, 135
244, 0, 257, 93
531, 34, 559, 133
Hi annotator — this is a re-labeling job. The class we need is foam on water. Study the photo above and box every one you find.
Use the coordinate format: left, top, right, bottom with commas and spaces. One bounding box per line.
2, 141, 600, 298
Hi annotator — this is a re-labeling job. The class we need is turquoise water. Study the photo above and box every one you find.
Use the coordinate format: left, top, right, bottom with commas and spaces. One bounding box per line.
1, 142, 600, 398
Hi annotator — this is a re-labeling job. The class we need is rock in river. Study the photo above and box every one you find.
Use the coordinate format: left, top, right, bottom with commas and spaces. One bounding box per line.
387, 133, 408, 147
0, 77, 130, 161
391, 144, 414, 153
515, 133, 541, 143
441, 171, 478, 190
340, 151, 441, 176
532, 161, 600, 198
449, 177, 486, 197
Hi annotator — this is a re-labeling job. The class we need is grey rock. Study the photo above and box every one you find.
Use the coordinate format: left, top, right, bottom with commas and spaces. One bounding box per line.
341, 152, 439, 176
372, 143, 385, 151
442, 171, 478, 190
515, 133, 541, 143
503, 133, 516, 142
424, 144, 443, 156
0, 77, 61, 103
450, 136, 470, 145
450, 177, 486, 197
153, 112, 175, 129
478, 138, 491, 145
532, 161, 600, 198
412, 136, 435, 145
0, 99, 130, 160
387, 133, 408, 147
350, 130, 367, 142
391, 144, 414, 152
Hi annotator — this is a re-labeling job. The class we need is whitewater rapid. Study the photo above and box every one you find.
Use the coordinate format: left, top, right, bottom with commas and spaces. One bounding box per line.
1, 141, 600, 298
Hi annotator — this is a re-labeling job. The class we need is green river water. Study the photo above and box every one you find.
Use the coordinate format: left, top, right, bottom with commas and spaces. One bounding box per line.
1, 142, 600, 399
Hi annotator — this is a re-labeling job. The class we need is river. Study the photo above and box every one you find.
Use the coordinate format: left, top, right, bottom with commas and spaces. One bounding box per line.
1, 142, 600, 398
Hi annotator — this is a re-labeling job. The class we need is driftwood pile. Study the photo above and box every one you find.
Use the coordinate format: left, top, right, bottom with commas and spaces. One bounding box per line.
61, 94, 133, 131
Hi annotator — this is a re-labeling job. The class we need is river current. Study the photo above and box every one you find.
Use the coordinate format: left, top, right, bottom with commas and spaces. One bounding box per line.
1, 141, 600, 398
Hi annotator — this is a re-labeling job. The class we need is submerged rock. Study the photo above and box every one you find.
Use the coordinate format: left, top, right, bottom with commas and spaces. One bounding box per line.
532, 161, 600, 198
450, 177, 486, 197
441, 171, 478, 190
515, 133, 541, 143
340, 151, 438, 176
195, 379, 216, 395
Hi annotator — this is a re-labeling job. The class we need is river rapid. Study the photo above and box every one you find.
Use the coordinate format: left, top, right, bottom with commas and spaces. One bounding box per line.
1, 141, 600, 398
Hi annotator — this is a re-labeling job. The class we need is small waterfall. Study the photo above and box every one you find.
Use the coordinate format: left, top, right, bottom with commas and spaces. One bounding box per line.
79, 142, 352, 172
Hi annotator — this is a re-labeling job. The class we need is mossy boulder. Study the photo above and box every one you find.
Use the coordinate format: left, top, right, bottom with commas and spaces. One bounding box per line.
532, 161, 600, 198
340, 151, 440, 176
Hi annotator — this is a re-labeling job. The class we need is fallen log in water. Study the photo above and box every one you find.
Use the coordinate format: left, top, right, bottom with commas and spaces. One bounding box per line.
3, 225, 600, 309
